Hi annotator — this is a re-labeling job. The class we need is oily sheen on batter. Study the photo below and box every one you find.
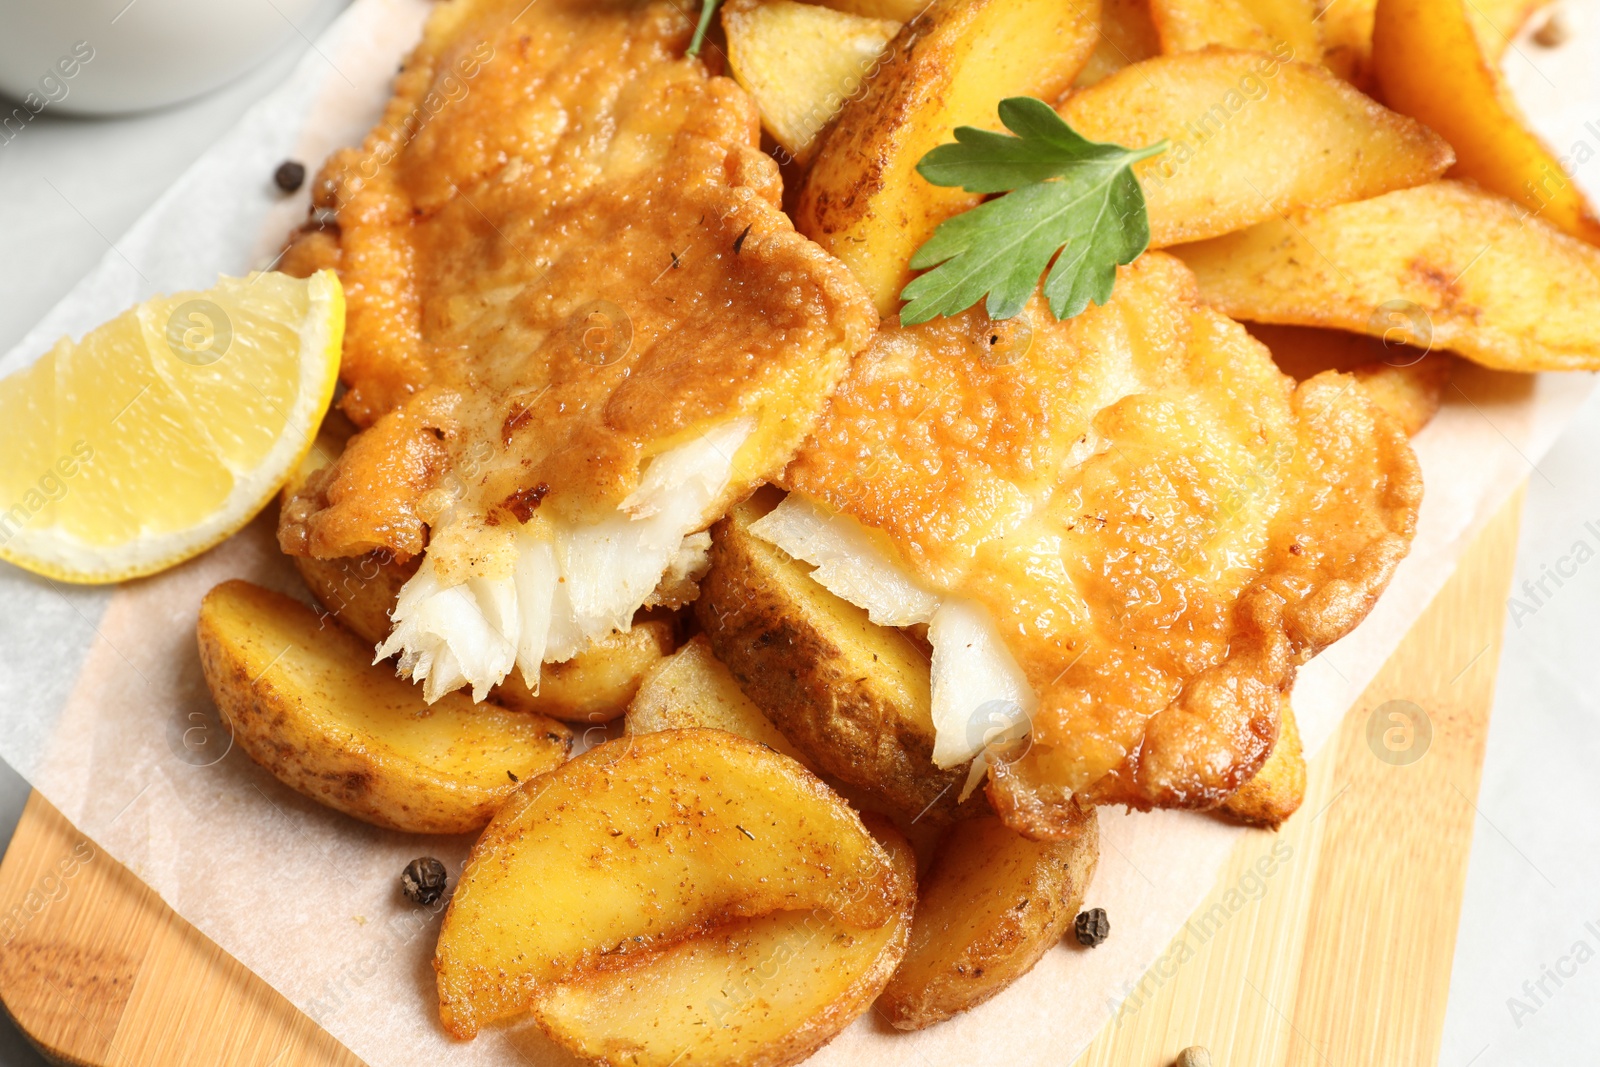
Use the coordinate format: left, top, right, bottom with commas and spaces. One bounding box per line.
279, 0, 875, 562
783, 254, 1421, 833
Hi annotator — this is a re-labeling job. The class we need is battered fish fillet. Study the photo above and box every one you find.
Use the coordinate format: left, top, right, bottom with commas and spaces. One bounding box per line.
766, 253, 1420, 833
277, 0, 875, 700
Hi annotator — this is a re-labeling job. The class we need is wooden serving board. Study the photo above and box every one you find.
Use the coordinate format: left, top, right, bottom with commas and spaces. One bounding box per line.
0, 490, 1524, 1067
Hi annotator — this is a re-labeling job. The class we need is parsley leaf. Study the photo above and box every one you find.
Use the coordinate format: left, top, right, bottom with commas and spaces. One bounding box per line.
688, 0, 720, 58
899, 97, 1167, 328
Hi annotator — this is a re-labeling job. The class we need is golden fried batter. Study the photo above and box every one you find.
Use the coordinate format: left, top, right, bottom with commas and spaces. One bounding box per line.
279, 0, 875, 560
784, 254, 1420, 827
1247, 323, 1453, 438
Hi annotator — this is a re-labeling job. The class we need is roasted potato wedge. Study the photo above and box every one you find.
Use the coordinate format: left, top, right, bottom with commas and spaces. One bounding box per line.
697, 491, 980, 823
1149, 0, 1322, 62
1221, 697, 1305, 828
796, 0, 1102, 315
1373, 0, 1600, 243
533, 819, 917, 1067
723, 0, 900, 165
1175, 181, 1600, 371
878, 803, 1099, 1029
1317, 0, 1546, 88
1318, 0, 1542, 85
626, 634, 805, 758
1060, 50, 1452, 247
493, 622, 676, 723
435, 728, 911, 1039
627, 634, 951, 867
196, 580, 571, 834
1317, 0, 1378, 88
291, 550, 417, 645
1247, 324, 1453, 437
1075, 0, 1161, 87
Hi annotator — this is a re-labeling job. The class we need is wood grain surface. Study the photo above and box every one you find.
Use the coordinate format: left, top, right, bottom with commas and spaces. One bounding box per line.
0, 491, 1524, 1067
1073, 487, 1525, 1067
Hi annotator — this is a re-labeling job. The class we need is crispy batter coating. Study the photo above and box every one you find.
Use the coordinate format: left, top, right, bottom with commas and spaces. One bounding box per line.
279, 0, 875, 559
785, 253, 1420, 826
1247, 323, 1453, 438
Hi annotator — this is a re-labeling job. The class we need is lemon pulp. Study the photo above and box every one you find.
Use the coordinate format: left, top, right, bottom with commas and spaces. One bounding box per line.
0, 270, 343, 583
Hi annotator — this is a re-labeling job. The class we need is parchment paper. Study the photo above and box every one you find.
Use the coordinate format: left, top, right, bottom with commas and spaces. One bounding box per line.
1, 2, 1597, 1064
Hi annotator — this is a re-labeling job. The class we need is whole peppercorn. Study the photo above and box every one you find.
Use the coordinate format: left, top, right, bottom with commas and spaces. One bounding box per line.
401, 857, 449, 906
1175, 1046, 1212, 1067
274, 160, 307, 194
1532, 12, 1569, 48
1074, 907, 1110, 947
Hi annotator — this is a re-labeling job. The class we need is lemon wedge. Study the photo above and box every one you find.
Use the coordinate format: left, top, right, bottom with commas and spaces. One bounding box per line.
0, 271, 343, 584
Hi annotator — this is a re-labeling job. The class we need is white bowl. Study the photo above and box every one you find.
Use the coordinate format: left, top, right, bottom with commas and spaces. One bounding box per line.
0, 0, 324, 115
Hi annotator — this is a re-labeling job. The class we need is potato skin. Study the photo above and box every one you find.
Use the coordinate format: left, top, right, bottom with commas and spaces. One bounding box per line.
198, 580, 570, 834
696, 492, 981, 823
797, 0, 1101, 314
877, 803, 1098, 1029
627, 634, 951, 868
292, 550, 416, 645
1176, 181, 1600, 372
1373, 0, 1600, 244
493, 621, 676, 723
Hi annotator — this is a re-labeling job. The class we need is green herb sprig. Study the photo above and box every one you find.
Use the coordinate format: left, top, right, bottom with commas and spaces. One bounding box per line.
899, 97, 1167, 327
688, 0, 720, 57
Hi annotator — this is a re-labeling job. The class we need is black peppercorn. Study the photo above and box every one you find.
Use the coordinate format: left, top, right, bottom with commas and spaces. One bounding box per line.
401, 857, 449, 906
274, 160, 307, 194
1074, 907, 1110, 947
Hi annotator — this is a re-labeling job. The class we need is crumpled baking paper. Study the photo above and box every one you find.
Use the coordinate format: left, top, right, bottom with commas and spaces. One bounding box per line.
1, 2, 1596, 1064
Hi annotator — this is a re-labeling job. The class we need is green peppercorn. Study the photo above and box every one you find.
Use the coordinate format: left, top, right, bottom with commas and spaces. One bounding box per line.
1074, 907, 1110, 947
401, 857, 448, 906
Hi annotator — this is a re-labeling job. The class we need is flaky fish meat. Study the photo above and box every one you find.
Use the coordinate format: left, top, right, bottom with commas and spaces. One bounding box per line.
277, 0, 876, 700
768, 253, 1420, 835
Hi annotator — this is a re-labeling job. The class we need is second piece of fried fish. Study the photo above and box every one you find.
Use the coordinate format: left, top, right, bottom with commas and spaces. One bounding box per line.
766, 252, 1420, 834
278, 0, 876, 700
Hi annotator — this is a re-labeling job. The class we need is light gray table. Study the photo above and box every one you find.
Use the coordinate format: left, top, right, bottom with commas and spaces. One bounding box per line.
0, 5, 1596, 1063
